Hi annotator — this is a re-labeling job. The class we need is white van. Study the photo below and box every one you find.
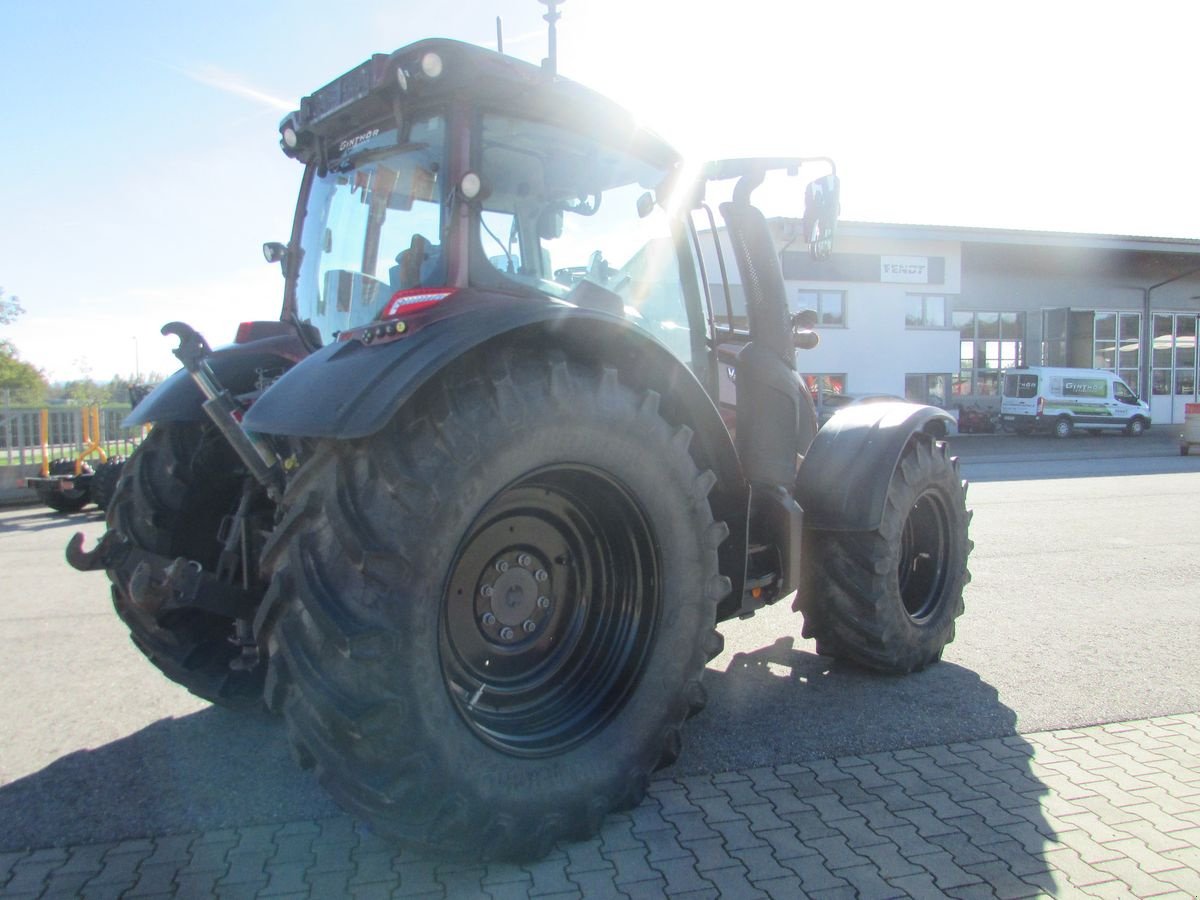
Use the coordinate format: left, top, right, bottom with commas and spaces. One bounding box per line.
1000, 367, 1151, 438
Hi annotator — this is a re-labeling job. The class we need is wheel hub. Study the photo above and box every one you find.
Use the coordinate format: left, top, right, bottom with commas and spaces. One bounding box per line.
476, 552, 553, 642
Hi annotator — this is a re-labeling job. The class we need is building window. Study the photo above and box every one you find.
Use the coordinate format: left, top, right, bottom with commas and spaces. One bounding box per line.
905, 373, 949, 408
905, 294, 947, 328
953, 311, 1024, 396
795, 290, 845, 327
1152, 313, 1198, 398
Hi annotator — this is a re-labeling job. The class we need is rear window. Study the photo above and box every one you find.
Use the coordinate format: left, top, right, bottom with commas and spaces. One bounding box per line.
1003, 373, 1038, 398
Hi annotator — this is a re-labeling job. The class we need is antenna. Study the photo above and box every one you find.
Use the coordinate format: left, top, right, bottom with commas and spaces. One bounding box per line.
538, 0, 564, 76
496, 16, 504, 54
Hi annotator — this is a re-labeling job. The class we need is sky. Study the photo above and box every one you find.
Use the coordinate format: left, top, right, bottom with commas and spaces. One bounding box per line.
1, 0, 1197, 383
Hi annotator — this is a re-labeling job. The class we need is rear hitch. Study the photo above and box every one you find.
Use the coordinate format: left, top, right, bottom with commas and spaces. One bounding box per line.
162, 321, 285, 501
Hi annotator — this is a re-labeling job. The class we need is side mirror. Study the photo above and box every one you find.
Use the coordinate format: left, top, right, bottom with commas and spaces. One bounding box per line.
801, 174, 840, 260
263, 241, 288, 265
792, 309, 820, 350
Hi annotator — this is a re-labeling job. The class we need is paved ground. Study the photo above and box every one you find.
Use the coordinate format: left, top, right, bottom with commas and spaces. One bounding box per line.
2, 427, 1198, 898
2, 714, 1198, 898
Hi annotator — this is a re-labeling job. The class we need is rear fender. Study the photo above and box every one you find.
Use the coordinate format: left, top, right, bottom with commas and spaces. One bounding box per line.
123, 331, 311, 428
241, 301, 750, 604
796, 402, 955, 532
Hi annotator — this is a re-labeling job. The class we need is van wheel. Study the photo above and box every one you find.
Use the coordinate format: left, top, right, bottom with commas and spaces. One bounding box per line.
1125, 417, 1146, 437
1053, 416, 1073, 439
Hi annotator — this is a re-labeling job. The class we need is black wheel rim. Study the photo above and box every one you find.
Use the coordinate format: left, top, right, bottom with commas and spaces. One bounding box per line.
441, 466, 659, 757
898, 488, 951, 622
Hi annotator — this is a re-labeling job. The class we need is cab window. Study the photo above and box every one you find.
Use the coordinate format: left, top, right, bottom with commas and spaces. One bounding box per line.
471, 114, 700, 368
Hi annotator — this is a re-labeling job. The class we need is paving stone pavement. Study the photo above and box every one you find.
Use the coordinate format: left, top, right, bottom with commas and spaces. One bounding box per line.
2, 714, 1197, 899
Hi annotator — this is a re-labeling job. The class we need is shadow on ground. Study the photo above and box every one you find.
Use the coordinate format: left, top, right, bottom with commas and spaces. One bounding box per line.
1, 633, 1057, 888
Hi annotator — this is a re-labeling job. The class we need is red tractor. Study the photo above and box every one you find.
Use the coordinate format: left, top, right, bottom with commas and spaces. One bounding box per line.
70, 27, 971, 860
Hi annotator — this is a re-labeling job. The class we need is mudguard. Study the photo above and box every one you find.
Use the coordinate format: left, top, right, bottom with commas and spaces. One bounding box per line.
795, 402, 955, 532
123, 332, 312, 428
243, 299, 750, 606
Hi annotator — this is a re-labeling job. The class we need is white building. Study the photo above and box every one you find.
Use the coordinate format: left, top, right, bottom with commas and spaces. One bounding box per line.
701, 220, 1200, 425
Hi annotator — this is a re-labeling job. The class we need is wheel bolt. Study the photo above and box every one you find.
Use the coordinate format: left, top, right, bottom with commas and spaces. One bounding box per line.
495, 560, 509, 573
537, 595, 551, 609
482, 612, 496, 626
535, 569, 549, 582
517, 553, 533, 568
523, 619, 537, 633
499, 626, 514, 641
480, 584, 493, 598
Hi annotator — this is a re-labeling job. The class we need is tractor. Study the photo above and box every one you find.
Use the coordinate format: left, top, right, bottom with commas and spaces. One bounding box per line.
67, 23, 971, 861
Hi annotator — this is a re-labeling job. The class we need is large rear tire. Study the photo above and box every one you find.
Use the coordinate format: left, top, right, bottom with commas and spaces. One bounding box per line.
257, 352, 729, 860
106, 423, 265, 709
796, 436, 972, 674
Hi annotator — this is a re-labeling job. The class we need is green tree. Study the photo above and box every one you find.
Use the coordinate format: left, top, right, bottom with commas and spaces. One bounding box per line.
0, 288, 23, 325
0, 289, 48, 404
0, 340, 49, 404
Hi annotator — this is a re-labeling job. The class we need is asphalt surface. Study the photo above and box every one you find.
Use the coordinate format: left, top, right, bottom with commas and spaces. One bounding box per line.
1, 427, 1197, 883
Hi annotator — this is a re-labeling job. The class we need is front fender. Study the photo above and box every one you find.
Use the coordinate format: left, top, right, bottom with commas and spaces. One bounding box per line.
795, 402, 955, 531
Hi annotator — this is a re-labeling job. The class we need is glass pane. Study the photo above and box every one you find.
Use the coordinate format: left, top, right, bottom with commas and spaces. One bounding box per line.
953, 310, 974, 339
926, 296, 946, 327
1000, 311, 1020, 339
1094, 312, 1116, 341
977, 371, 1000, 395
977, 312, 1000, 339
928, 374, 948, 407
1120, 370, 1139, 397
952, 373, 972, 396
1154, 315, 1174, 368
1177, 369, 1196, 396
821, 292, 844, 326
905, 296, 924, 327
1120, 314, 1141, 342
904, 374, 925, 402
1152, 369, 1171, 395
1093, 340, 1117, 370
960, 339, 974, 368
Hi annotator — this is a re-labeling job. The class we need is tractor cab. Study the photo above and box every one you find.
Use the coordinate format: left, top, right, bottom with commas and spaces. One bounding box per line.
270, 40, 836, 404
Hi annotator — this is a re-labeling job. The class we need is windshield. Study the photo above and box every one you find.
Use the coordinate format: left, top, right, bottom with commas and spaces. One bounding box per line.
294, 116, 446, 343
472, 114, 698, 364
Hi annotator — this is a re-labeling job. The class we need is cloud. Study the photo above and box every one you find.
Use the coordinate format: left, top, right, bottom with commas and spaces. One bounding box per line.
175, 64, 296, 113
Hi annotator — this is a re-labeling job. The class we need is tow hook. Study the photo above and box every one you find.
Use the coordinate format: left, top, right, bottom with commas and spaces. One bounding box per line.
66, 530, 125, 572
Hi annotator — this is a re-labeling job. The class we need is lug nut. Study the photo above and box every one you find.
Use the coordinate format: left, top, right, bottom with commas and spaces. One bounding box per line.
480, 584, 493, 598
495, 560, 509, 573
537, 596, 551, 610
482, 612, 496, 626
517, 553, 533, 568
523, 620, 537, 633
499, 626, 514, 641
535, 569, 549, 583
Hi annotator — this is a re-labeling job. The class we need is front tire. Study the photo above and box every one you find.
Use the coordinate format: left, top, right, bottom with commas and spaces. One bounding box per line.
257, 352, 728, 860
796, 437, 972, 674
1054, 416, 1074, 439
1125, 417, 1146, 437
106, 423, 265, 708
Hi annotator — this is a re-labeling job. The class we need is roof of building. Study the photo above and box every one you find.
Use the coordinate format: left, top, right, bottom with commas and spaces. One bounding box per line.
836, 220, 1200, 255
